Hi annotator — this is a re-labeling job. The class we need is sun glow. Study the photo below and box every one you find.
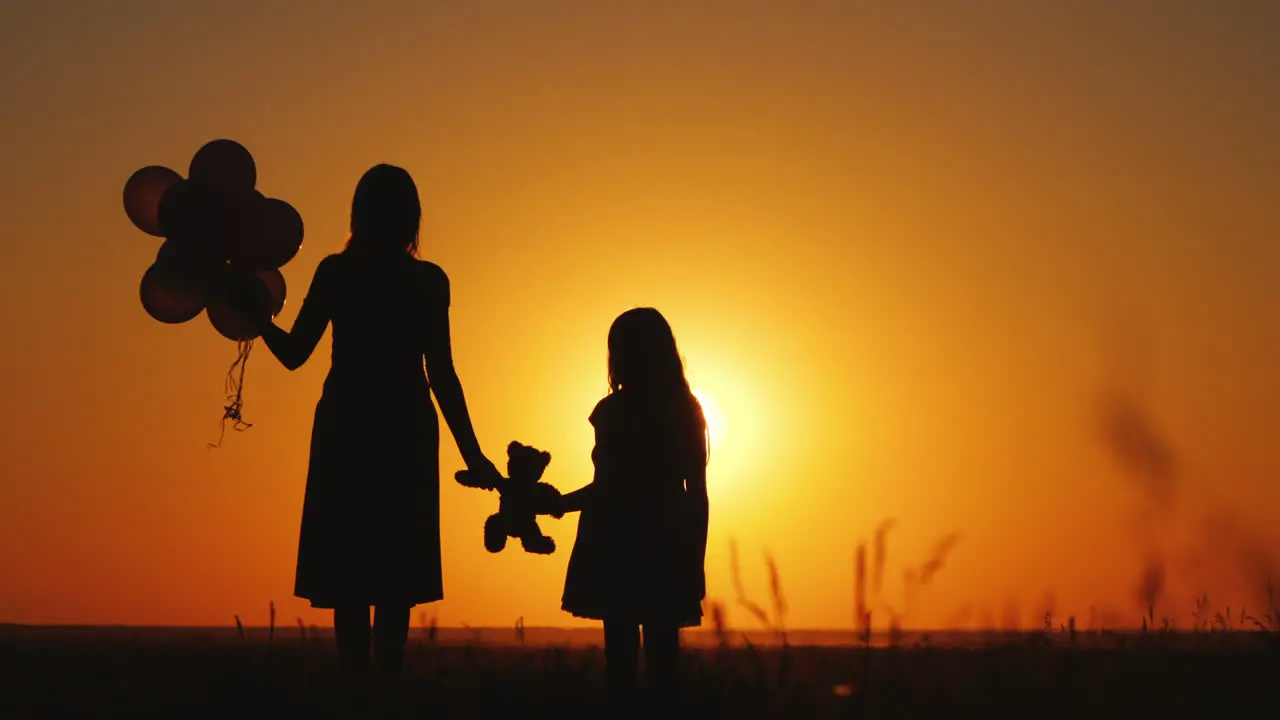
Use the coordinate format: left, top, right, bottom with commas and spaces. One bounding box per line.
692, 389, 728, 456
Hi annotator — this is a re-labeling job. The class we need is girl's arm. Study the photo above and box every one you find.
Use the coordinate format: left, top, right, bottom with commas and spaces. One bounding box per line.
422, 269, 495, 479
687, 463, 709, 561
259, 256, 337, 371
560, 483, 595, 513
560, 440, 605, 514
685, 416, 710, 561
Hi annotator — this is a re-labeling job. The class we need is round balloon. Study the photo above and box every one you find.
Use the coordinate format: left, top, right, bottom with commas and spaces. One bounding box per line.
123, 166, 183, 237
156, 236, 193, 267
256, 198, 304, 269
224, 190, 268, 268
140, 262, 205, 324
206, 267, 269, 341
156, 238, 221, 286
158, 180, 231, 263
189, 139, 256, 194
256, 267, 287, 317
156, 179, 190, 235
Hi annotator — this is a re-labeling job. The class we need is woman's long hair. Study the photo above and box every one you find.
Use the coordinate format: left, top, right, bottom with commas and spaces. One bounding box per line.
607, 307, 709, 457
344, 164, 421, 257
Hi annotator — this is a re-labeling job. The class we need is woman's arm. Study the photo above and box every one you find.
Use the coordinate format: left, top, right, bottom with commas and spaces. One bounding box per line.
423, 271, 493, 477
259, 257, 336, 371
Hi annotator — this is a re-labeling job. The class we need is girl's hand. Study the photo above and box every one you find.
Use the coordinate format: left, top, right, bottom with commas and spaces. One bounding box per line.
558, 486, 589, 514
530, 485, 566, 518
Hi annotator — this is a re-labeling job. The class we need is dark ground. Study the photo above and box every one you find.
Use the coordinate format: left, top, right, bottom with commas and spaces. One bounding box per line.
0, 627, 1275, 718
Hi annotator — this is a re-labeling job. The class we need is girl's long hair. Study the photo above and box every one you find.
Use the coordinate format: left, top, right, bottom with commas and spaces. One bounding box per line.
607, 307, 709, 458
344, 164, 421, 257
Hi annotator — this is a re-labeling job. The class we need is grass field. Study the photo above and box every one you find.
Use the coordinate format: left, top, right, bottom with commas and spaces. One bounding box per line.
1, 624, 1275, 718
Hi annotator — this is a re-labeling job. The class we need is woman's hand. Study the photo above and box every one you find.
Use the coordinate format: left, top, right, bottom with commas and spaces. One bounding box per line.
466, 455, 503, 489
226, 274, 273, 334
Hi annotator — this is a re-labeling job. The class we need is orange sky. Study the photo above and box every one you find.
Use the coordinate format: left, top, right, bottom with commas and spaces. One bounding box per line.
1, 1, 1278, 631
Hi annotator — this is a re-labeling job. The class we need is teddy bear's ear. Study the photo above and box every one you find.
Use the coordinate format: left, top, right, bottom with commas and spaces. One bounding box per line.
540, 450, 551, 464
507, 440, 521, 455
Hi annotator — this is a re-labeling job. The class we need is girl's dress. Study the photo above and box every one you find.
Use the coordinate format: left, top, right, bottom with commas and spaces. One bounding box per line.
561, 388, 708, 627
292, 253, 450, 609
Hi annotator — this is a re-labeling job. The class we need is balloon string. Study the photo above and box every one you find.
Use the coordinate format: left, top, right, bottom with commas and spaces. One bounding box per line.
208, 338, 255, 449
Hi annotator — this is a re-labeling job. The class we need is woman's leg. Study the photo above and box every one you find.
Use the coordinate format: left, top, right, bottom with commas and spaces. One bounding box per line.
333, 605, 371, 681
642, 622, 681, 699
603, 618, 641, 700
373, 605, 411, 680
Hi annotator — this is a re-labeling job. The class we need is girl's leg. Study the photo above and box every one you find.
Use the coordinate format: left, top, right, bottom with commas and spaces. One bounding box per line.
642, 623, 681, 700
333, 605, 371, 681
603, 618, 641, 701
372, 605, 411, 680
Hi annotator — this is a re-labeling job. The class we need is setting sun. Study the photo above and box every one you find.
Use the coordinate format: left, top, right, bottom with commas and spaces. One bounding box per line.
692, 389, 727, 455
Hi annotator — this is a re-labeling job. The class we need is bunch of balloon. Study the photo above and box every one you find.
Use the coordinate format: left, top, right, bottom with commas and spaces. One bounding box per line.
122, 139, 303, 446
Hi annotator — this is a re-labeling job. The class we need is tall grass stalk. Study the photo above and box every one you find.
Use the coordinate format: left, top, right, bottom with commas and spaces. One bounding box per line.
729, 540, 771, 630
854, 544, 870, 646
765, 552, 788, 646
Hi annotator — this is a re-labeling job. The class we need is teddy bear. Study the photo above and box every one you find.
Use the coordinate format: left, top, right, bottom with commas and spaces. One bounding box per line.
455, 441, 564, 555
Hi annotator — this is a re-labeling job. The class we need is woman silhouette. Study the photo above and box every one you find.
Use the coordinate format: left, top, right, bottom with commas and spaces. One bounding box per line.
558, 308, 710, 701
253, 164, 501, 682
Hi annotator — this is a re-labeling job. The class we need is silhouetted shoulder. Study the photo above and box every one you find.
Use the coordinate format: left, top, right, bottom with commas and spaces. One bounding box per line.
412, 259, 450, 309
316, 252, 347, 275
588, 393, 624, 429
688, 392, 707, 428
300, 253, 346, 303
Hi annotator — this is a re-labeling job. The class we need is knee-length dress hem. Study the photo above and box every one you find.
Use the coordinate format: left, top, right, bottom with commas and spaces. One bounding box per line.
560, 390, 708, 629
289, 254, 450, 611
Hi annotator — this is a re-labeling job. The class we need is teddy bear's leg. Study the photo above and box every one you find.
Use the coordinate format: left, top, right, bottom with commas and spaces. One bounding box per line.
483, 514, 507, 553
520, 530, 556, 555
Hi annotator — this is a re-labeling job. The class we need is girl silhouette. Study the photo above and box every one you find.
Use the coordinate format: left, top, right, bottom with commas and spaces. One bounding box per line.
253, 164, 501, 683
558, 307, 710, 701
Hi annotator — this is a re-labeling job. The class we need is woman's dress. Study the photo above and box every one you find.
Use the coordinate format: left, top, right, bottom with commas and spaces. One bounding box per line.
292, 253, 450, 609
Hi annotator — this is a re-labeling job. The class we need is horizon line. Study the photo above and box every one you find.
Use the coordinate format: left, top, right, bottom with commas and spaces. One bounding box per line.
0, 622, 1160, 633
